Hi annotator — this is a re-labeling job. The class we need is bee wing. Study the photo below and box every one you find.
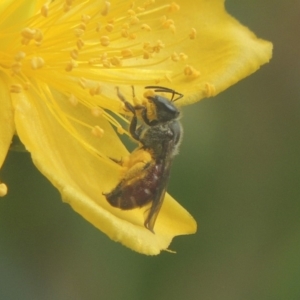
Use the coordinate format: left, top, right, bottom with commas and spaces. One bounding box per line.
144, 141, 175, 233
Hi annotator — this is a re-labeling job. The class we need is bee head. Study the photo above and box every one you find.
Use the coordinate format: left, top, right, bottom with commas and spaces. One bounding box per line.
146, 94, 180, 122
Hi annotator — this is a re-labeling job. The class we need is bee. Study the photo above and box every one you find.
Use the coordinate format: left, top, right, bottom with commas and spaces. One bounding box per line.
104, 86, 183, 233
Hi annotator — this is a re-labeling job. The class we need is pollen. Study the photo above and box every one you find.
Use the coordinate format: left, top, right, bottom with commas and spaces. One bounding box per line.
0, 183, 8, 197
92, 126, 104, 138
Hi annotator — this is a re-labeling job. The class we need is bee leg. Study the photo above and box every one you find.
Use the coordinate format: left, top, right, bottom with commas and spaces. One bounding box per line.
116, 87, 141, 142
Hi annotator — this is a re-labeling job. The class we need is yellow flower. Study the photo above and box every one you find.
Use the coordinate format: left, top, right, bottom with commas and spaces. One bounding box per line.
0, 0, 272, 255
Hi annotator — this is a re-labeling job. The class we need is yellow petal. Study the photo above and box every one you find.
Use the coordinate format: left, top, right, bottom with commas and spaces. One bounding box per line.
12, 88, 196, 255
0, 77, 14, 168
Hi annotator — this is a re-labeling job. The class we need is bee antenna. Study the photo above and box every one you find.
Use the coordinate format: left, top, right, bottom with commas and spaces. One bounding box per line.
145, 86, 183, 102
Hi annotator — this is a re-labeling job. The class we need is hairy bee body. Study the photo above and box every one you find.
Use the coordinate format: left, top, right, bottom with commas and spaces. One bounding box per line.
104, 86, 183, 232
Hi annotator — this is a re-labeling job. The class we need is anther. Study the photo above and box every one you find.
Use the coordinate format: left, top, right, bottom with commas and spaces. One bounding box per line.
81, 14, 91, 24
15, 51, 26, 61
100, 36, 110, 47
110, 56, 122, 67
189, 28, 197, 39
169, 2, 180, 12
70, 49, 79, 60
184, 65, 200, 79
101, 1, 111, 16
121, 49, 133, 58
91, 107, 104, 117
105, 24, 114, 32
204, 82, 216, 97
77, 39, 85, 50
69, 94, 78, 106
141, 24, 152, 31
31, 56, 45, 70
65, 59, 77, 72
91, 126, 104, 138
89, 85, 102, 96
10, 84, 23, 93
41, 4, 49, 17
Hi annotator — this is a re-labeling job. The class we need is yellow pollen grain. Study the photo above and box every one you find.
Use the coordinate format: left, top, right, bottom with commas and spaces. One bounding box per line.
10, 84, 22, 93
41, 4, 49, 17
169, 24, 176, 33
121, 49, 133, 58
169, 2, 180, 12
184, 65, 201, 79
204, 82, 216, 97
100, 36, 110, 47
105, 24, 114, 32
31, 56, 45, 70
189, 28, 197, 39
91, 107, 104, 117
0, 183, 8, 197
92, 126, 104, 138
102, 1, 111, 16
141, 24, 152, 31
69, 94, 78, 106
77, 38, 85, 50
34, 29, 43, 43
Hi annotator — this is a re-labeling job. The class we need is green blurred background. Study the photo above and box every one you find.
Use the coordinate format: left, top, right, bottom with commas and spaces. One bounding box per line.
1, 1, 299, 299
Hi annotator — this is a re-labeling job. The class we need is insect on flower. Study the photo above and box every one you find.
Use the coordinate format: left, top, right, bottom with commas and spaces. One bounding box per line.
104, 86, 184, 233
